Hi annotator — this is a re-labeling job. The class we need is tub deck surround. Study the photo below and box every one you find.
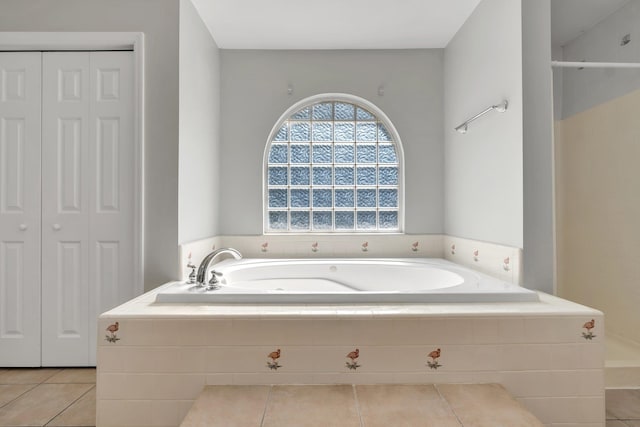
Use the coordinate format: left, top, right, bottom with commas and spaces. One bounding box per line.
179, 234, 522, 285
179, 384, 543, 426
97, 288, 604, 427
158, 258, 538, 304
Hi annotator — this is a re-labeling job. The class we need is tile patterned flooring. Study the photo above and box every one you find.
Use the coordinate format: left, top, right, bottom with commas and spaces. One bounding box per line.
0, 367, 638, 426
607, 389, 640, 427
0, 368, 95, 427
180, 384, 544, 427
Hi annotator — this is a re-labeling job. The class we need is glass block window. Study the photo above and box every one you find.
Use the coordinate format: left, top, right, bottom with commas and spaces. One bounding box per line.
265, 96, 403, 233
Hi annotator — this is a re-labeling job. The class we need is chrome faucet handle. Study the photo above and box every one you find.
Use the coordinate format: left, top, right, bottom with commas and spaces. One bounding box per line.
186, 261, 197, 284
206, 270, 223, 291
210, 270, 223, 283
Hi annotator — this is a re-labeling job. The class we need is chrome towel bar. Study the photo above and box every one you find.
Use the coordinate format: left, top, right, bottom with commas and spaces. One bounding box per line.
454, 100, 508, 134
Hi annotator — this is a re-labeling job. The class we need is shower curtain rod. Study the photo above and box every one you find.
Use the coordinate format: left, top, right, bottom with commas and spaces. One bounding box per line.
552, 60, 640, 69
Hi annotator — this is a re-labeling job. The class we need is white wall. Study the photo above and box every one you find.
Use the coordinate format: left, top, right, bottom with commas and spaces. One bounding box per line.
0, 0, 181, 291
219, 50, 445, 235
560, 0, 640, 119
522, 0, 555, 294
178, 0, 221, 243
444, 0, 524, 249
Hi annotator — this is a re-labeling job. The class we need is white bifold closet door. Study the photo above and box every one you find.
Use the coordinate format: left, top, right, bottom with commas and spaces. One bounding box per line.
0, 51, 135, 366
41, 52, 135, 366
0, 52, 42, 367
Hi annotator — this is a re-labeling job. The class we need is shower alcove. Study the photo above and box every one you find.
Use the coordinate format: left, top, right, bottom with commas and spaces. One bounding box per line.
552, 0, 640, 387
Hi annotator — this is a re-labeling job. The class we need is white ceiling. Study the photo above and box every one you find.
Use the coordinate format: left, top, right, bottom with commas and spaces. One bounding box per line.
550, 0, 630, 47
190, 0, 483, 49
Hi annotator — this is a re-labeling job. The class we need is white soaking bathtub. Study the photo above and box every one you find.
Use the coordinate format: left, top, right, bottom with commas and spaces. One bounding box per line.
155, 258, 538, 304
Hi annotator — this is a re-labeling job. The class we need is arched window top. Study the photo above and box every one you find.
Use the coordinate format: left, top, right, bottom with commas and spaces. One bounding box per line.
264, 93, 404, 233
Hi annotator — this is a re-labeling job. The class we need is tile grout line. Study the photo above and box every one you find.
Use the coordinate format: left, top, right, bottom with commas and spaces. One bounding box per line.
43, 383, 95, 427
0, 368, 66, 415
259, 385, 273, 427
0, 369, 85, 427
0, 383, 38, 411
0, 368, 60, 387
352, 385, 364, 427
41, 369, 64, 384
434, 384, 464, 427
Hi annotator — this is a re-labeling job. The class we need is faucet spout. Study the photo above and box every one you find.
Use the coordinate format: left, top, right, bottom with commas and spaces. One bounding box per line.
196, 248, 242, 286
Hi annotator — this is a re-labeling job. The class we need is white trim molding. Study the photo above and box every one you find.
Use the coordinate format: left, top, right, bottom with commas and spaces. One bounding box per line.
0, 32, 143, 51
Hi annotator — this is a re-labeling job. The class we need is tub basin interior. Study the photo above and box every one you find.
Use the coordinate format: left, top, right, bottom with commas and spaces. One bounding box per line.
222, 261, 465, 292
155, 258, 539, 304
229, 278, 354, 292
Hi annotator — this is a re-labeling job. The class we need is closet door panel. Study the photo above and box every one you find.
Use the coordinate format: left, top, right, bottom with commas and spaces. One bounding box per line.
41, 52, 90, 366
41, 51, 135, 366
0, 52, 42, 366
88, 52, 135, 364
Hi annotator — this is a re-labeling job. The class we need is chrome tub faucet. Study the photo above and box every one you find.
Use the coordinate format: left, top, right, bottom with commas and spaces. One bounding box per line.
196, 248, 243, 290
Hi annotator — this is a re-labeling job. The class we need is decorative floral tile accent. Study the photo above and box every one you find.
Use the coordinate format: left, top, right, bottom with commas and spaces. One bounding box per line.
473, 249, 479, 262
267, 348, 282, 370
426, 348, 442, 370
105, 322, 120, 343
345, 348, 360, 370
582, 319, 596, 340
311, 242, 319, 252
411, 241, 419, 252
451, 244, 456, 255
503, 257, 511, 271
361, 241, 369, 252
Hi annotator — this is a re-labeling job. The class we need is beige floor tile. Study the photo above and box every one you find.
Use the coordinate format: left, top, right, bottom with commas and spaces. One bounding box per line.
180, 385, 269, 427
45, 368, 96, 384
437, 384, 544, 427
606, 389, 640, 420
0, 383, 92, 426
356, 384, 461, 427
263, 385, 360, 427
0, 369, 61, 385
0, 385, 35, 408
46, 386, 95, 427
606, 421, 629, 427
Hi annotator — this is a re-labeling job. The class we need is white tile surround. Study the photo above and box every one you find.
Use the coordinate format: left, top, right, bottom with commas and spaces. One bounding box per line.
96, 235, 602, 426
97, 289, 604, 427
179, 234, 522, 285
